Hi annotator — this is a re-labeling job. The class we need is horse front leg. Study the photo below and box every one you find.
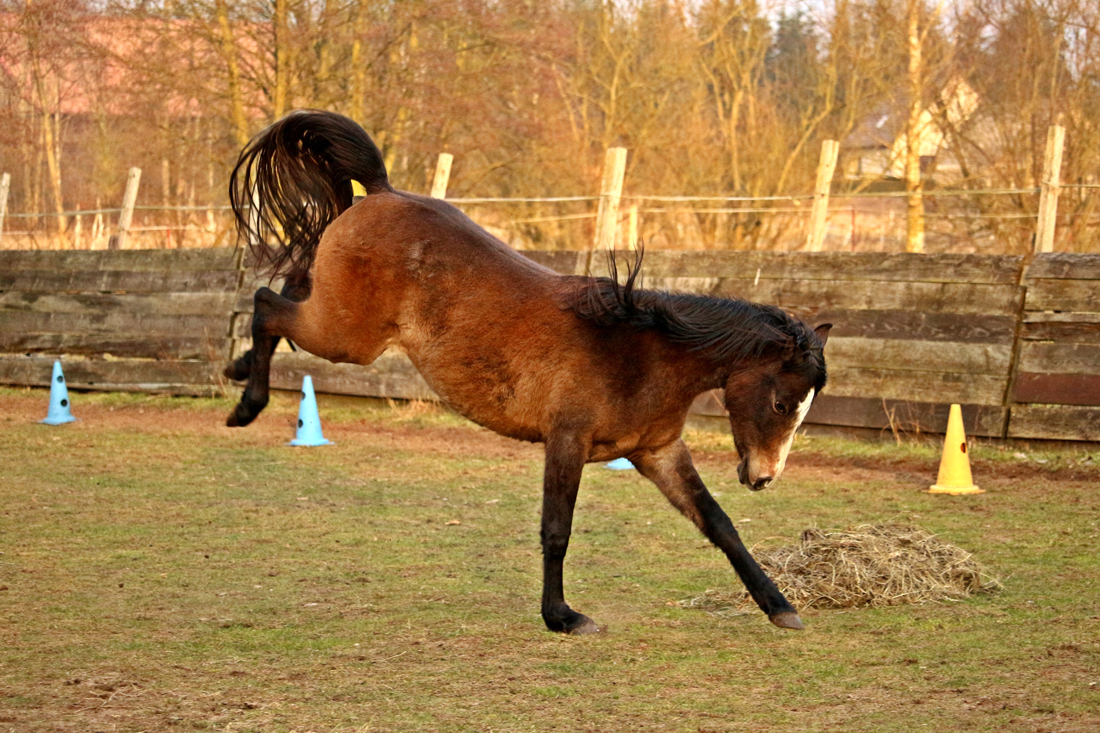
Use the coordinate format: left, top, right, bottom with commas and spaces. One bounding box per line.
226, 286, 300, 428
225, 273, 312, 381
631, 439, 803, 630
540, 430, 601, 635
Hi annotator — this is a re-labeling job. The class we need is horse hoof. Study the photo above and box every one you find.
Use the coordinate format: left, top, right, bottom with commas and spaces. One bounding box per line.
769, 612, 804, 630
226, 404, 256, 428
567, 616, 603, 635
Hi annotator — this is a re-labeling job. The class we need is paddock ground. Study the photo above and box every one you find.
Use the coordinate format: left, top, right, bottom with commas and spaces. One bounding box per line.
0, 387, 1097, 733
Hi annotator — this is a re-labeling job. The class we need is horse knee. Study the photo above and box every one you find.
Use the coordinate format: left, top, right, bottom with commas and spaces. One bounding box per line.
224, 350, 254, 381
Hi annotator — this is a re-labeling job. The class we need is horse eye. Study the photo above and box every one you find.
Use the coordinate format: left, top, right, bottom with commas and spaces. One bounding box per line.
774, 401, 789, 416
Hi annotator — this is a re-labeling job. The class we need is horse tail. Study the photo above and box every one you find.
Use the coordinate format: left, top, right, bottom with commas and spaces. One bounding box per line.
229, 110, 392, 280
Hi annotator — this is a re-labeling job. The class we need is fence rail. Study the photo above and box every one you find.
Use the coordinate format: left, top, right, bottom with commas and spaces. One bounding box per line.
1, 247, 1099, 442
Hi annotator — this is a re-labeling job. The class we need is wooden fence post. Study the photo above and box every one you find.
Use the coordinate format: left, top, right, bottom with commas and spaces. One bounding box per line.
627, 204, 639, 250
1035, 125, 1065, 253
594, 147, 628, 254
114, 167, 142, 250
0, 172, 10, 245
431, 153, 453, 199
806, 139, 839, 251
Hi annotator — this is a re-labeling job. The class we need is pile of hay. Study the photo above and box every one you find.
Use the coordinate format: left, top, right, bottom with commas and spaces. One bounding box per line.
681, 524, 1001, 616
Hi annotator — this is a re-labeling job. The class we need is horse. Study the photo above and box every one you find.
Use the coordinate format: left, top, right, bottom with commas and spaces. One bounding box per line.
224, 110, 831, 634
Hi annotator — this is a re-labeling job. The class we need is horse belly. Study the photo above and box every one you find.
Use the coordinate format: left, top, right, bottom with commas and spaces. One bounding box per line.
403, 343, 551, 443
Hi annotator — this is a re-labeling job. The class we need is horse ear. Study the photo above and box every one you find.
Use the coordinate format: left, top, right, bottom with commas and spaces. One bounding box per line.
814, 323, 833, 346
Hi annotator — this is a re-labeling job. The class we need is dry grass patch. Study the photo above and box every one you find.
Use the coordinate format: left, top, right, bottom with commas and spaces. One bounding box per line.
683, 524, 1002, 615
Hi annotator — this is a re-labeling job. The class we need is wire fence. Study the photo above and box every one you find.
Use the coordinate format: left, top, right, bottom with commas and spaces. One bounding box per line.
2, 177, 1096, 255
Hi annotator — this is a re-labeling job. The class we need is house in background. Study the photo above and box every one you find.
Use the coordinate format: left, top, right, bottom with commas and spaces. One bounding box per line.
842, 78, 980, 185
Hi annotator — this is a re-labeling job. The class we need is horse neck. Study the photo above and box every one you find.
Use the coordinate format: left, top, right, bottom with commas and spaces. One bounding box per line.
681, 332, 789, 398
660, 341, 735, 399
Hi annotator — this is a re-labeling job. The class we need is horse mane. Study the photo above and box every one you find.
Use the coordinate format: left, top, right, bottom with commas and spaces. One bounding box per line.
565, 249, 827, 385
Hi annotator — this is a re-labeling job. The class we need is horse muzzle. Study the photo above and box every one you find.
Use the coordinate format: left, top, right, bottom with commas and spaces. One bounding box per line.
737, 458, 773, 491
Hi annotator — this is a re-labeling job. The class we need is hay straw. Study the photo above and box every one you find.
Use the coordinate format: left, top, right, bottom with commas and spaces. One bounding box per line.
681, 524, 1002, 616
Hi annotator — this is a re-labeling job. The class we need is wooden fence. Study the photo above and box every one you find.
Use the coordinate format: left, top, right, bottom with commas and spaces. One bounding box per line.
1010, 254, 1100, 441
2, 248, 1099, 442
0, 249, 237, 393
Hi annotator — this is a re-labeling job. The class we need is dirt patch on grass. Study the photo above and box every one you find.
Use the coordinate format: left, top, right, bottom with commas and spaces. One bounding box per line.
2, 387, 543, 463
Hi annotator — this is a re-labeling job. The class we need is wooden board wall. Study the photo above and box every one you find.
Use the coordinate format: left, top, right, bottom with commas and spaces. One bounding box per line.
1009, 253, 1100, 441
11, 247, 1100, 443
0, 249, 240, 394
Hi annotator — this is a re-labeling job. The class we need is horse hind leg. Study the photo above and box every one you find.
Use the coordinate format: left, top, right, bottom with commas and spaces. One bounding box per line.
226, 286, 301, 428
224, 274, 311, 381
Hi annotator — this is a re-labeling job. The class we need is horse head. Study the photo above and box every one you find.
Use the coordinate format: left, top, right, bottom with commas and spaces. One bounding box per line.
724, 323, 831, 491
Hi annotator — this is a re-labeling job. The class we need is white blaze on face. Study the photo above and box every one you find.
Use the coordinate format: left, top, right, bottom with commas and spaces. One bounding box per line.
772, 388, 815, 478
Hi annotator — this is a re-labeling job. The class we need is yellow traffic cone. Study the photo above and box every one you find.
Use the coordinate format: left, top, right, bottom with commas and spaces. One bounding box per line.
929, 404, 983, 494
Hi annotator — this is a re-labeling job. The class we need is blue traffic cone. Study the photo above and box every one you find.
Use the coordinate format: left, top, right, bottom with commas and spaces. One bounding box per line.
605, 458, 634, 470
288, 375, 331, 446
41, 360, 77, 425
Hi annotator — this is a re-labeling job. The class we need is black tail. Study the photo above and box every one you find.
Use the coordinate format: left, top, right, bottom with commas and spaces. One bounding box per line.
229, 110, 392, 279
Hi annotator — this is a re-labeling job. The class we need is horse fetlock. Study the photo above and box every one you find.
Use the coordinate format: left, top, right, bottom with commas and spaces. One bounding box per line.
224, 354, 252, 381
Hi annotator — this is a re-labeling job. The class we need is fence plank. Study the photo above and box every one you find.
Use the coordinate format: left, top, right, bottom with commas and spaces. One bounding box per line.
0, 269, 239, 294
806, 394, 1007, 437
266, 350, 437, 401
825, 337, 1012, 375
1026, 253, 1100, 281
1023, 311, 1100, 324
826, 367, 1007, 406
0, 312, 230, 339
0, 355, 223, 395
1, 334, 231, 361
1008, 405, 1100, 441
783, 308, 1016, 344
650, 277, 1023, 315
0, 292, 236, 317
1024, 279, 1100, 313
0, 247, 237, 273
1019, 320, 1100, 344
1018, 342, 1100, 375
1013, 373, 1100, 406
638, 251, 1023, 284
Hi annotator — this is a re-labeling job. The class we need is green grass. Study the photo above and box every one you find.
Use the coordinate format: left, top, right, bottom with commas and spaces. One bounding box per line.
0, 387, 1098, 732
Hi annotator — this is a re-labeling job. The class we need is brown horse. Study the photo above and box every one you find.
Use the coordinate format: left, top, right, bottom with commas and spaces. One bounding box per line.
225, 111, 830, 634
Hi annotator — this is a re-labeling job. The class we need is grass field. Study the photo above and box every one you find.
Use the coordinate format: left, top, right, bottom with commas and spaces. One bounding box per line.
1, 386, 1098, 732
